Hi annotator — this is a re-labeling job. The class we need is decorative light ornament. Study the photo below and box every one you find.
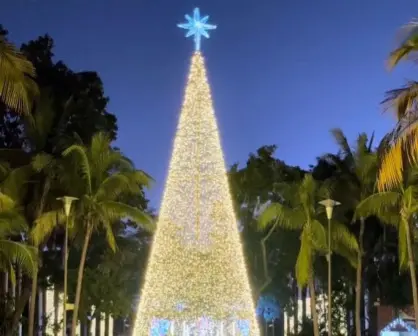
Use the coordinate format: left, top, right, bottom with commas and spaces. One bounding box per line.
177, 8, 217, 51
380, 317, 417, 334
256, 296, 280, 322
133, 9, 259, 336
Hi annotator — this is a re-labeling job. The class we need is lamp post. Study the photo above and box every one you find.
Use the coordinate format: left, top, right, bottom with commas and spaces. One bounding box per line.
57, 196, 78, 336
319, 198, 340, 336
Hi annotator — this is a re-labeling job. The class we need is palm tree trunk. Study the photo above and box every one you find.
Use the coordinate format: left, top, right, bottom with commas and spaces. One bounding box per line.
71, 224, 93, 336
28, 270, 38, 336
286, 311, 290, 334
95, 311, 101, 336
104, 313, 109, 336
302, 287, 307, 323
404, 219, 418, 329
294, 284, 299, 333
355, 218, 365, 336
63, 214, 69, 336
0, 272, 5, 317
308, 277, 320, 336
6, 278, 31, 336
29, 177, 50, 336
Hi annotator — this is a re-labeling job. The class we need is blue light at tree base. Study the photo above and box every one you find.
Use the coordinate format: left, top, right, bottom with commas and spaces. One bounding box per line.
151, 319, 170, 336
380, 317, 418, 335
256, 296, 280, 323
150, 317, 251, 335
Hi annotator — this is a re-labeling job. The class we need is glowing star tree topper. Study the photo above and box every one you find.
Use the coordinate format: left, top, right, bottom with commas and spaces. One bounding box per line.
177, 7, 217, 51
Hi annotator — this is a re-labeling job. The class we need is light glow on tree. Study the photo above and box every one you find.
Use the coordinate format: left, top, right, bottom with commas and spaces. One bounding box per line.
132, 50, 260, 335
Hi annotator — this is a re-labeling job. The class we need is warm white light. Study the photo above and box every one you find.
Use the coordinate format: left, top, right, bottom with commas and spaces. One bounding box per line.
133, 52, 260, 335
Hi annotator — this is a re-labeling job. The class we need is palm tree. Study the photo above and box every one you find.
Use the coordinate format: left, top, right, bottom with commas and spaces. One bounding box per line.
324, 129, 377, 336
0, 194, 37, 282
0, 163, 38, 335
0, 37, 38, 115
355, 165, 418, 329
379, 20, 418, 190
0, 166, 38, 280
58, 132, 154, 336
0, 89, 75, 336
12, 89, 72, 335
258, 174, 358, 336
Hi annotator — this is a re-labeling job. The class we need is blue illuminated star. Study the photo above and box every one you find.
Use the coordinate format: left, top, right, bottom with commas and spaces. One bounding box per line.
177, 8, 217, 51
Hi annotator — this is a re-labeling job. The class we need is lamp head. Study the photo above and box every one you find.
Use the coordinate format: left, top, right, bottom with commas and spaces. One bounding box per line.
57, 196, 79, 217
319, 199, 341, 220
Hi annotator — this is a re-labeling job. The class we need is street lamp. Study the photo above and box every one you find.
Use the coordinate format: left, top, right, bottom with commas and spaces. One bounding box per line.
57, 196, 78, 336
319, 198, 340, 336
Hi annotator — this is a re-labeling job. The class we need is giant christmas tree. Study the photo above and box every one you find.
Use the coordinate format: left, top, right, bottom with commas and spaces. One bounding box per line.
133, 8, 260, 335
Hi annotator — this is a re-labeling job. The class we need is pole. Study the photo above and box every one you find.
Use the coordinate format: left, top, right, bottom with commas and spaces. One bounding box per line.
63, 213, 69, 336
327, 216, 332, 336
57, 196, 77, 336
319, 199, 340, 336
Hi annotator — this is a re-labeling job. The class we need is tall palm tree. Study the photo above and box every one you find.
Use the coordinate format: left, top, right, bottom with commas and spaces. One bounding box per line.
355, 165, 418, 329
0, 162, 38, 335
0, 89, 75, 336
0, 37, 38, 115
0, 166, 38, 281
379, 20, 418, 190
324, 129, 377, 336
0, 194, 37, 283
58, 132, 154, 336
258, 174, 358, 336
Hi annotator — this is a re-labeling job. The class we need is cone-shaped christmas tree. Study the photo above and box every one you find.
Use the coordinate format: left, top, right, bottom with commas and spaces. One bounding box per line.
133, 9, 260, 335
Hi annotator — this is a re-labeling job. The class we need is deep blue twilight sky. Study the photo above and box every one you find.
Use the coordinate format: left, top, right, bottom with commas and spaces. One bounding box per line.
2, 1, 418, 208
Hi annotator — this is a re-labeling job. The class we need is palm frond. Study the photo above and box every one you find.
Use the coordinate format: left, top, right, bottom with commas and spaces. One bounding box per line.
257, 202, 304, 231
0, 162, 11, 180
131, 170, 153, 188
31, 152, 54, 172
355, 133, 369, 158
25, 88, 55, 149
357, 152, 378, 188
309, 219, 327, 252
333, 244, 358, 269
355, 192, 401, 222
31, 210, 65, 246
295, 231, 313, 287
377, 137, 405, 191
317, 178, 336, 200
0, 192, 16, 211
368, 131, 375, 152
0, 239, 38, 277
8, 263, 16, 285
99, 201, 154, 232
89, 132, 114, 175
101, 218, 117, 253
299, 174, 316, 213
382, 81, 418, 121
0, 38, 38, 114
0, 210, 28, 237
389, 20, 418, 68
330, 128, 353, 159
112, 155, 137, 173
1, 165, 32, 202
62, 144, 92, 194
331, 220, 358, 252
273, 181, 299, 205
96, 173, 141, 202
398, 219, 409, 271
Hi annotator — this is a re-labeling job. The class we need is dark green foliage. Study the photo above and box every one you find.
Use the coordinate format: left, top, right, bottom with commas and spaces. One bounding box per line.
0, 25, 150, 335
229, 141, 416, 334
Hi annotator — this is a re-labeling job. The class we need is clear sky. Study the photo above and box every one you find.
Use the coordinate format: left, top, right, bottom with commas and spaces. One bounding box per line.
2, 0, 417, 208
